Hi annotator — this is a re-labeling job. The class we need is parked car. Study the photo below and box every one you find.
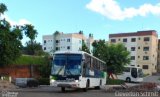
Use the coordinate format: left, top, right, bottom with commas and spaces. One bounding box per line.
15, 78, 38, 88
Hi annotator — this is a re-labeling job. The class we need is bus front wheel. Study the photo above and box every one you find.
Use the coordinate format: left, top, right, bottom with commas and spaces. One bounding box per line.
83, 80, 89, 92
61, 87, 65, 92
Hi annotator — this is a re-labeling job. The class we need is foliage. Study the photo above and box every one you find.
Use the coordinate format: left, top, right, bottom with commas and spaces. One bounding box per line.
0, 3, 7, 15
38, 55, 51, 78
92, 40, 130, 74
79, 30, 83, 34
11, 55, 48, 65
22, 24, 38, 42
81, 40, 90, 53
22, 24, 38, 55
0, 13, 23, 66
23, 41, 44, 56
54, 30, 60, 35
37, 78, 50, 85
106, 78, 124, 85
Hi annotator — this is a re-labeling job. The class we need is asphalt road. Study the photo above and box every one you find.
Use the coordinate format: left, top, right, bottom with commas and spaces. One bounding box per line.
1, 86, 159, 97
143, 75, 160, 83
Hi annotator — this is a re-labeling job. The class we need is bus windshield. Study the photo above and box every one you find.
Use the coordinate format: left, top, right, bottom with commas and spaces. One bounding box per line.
51, 54, 82, 76
138, 68, 143, 77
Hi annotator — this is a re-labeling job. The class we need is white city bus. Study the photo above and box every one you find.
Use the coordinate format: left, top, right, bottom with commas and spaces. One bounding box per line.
117, 66, 143, 82
50, 51, 107, 92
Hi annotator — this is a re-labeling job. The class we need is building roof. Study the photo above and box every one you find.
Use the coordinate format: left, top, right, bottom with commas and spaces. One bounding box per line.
109, 30, 158, 38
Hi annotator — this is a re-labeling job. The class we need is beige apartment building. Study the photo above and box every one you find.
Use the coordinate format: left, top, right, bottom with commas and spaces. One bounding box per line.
157, 39, 160, 72
109, 30, 158, 75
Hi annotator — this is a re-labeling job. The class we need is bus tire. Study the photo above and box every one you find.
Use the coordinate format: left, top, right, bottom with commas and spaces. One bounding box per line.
126, 77, 131, 83
83, 80, 89, 92
61, 87, 65, 92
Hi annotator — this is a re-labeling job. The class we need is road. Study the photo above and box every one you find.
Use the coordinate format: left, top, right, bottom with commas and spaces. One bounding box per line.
1, 86, 159, 97
143, 75, 160, 83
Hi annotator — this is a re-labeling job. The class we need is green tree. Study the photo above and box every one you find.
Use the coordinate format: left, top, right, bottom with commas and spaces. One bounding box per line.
0, 14, 23, 66
23, 41, 44, 56
0, 3, 7, 15
92, 40, 130, 74
107, 43, 130, 74
81, 40, 90, 53
22, 24, 38, 55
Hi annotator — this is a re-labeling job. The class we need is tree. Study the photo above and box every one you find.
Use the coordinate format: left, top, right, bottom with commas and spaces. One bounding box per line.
81, 40, 90, 54
22, 24, 38, 55
92, 40, 130, 74
0, 3, 7, 15
0, 19, 23, 66
23, 41, 44, 56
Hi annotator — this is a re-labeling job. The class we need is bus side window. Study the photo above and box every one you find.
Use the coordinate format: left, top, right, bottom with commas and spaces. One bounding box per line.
124, 67, 130, 72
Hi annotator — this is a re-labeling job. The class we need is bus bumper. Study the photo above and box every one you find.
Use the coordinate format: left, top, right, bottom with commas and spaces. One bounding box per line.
50, 80, 80, 88
136, 78, 143, 82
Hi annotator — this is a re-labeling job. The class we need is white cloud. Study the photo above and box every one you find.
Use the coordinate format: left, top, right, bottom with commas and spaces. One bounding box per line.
0, 14, 31, 26
86, 0, 160, 20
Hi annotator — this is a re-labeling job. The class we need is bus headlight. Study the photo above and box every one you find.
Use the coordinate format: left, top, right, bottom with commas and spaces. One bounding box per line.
75, 80, 79, 82
50, 79, 55, 84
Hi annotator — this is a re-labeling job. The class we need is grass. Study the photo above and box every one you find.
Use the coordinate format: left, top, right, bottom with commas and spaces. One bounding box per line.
11, 55, 48, 65
106, 78, 125, 85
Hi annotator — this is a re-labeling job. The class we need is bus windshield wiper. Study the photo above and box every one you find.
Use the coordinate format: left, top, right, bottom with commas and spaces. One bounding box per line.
57, 65, 65, 75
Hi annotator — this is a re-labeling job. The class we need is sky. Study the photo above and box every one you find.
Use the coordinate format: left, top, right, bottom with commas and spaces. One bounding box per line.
1, 0, 160, 45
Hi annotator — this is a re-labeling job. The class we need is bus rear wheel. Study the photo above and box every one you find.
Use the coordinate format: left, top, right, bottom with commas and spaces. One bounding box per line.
61, 87, 65, 92
95, 80, 102, 90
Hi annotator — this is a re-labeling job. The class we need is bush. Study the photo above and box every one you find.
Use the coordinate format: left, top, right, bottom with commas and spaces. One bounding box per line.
106, 78, 124, 85
37, 78, 50, 85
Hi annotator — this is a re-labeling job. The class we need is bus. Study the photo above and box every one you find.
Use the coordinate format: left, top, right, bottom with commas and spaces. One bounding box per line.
117, 66, 144, 82
50, 51, 107, 92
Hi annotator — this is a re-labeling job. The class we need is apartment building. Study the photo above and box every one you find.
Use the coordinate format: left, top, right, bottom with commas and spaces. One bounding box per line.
157, 39, 160, 72
42, 32, 94, 56
109, 30, 158, 75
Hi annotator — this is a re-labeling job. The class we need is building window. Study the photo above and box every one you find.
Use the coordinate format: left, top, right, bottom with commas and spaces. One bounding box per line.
124, 67, 130, 72
144, 37, 150, 41
143, 47, 149, 51
67, 39, 70, 42
44, 40, 46, 43
56, 40, 59, 43
123, 38, 127, 42
143, 65, 148, 69
131, 38, 136, 42
131, 56, 135, 60
44, 47, 46, 50
111, 39, 116, 43
138, 47, 140, 49
67, 46, 70, 50
131, 47, 135, 51
143, 56, 149, 60
56, 47, 59, 51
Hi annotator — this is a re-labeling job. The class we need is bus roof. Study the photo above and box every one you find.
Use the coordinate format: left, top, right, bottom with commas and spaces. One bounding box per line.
125, 65, 142, 69
53, 51, 106, 64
